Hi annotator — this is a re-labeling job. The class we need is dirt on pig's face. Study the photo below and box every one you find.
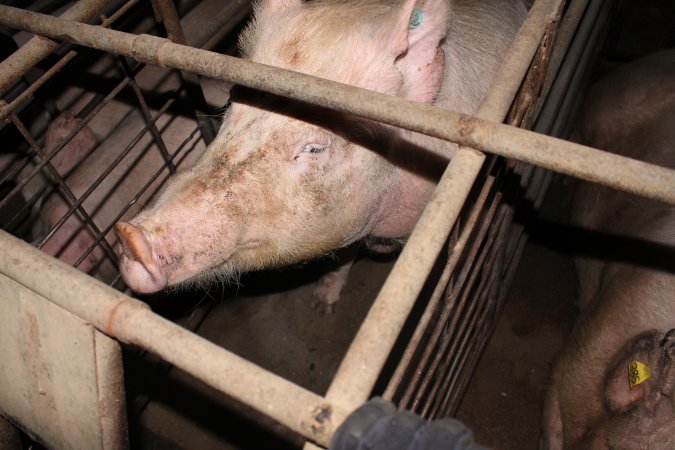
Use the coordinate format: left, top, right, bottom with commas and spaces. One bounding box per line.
116, 95, 397, 293
116, 0, 448, 293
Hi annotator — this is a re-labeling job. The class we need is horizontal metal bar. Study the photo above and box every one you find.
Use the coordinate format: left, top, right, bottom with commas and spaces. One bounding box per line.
0, 5, 672, 203
0, 0, 111, 97
0, 229, 345, 447
0, 0, 139, 122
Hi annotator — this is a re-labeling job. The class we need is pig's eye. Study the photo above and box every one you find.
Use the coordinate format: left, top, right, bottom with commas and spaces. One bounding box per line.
302, 143, 328, 154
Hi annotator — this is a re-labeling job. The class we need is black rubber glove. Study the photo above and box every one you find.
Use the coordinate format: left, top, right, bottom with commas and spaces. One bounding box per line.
329, 397, 489, 450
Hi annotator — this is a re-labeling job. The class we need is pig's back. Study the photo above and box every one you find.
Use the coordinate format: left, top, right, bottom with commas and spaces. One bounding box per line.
572, 50, 675, 308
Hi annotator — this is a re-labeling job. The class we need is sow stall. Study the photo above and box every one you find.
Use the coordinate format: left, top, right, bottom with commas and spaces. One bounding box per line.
0, 0, 672, 448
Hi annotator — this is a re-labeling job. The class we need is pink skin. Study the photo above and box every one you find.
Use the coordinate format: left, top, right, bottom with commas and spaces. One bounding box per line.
36, 108, 205, 280
116, 0, 527, 294
540, 50, 675, 450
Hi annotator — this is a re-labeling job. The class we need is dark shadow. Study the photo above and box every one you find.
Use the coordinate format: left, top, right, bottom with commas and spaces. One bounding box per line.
230, 86, 450, 182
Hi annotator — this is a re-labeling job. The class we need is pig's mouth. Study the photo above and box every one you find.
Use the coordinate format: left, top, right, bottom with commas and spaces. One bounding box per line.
116, 221, 268, 294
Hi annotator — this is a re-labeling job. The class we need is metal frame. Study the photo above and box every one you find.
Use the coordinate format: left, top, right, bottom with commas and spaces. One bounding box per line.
1, 0, 673, 448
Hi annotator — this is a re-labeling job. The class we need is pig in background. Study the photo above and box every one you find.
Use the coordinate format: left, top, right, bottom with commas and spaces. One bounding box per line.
540, 50, 675, 449
32, 106, 208, 282
115, 0, 528, 308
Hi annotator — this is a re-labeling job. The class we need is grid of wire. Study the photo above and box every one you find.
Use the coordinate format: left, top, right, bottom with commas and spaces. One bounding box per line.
0, 0, 242, 290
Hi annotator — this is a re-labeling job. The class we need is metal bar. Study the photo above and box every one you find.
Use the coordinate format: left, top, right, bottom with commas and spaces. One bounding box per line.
8, 112, 118, 264
382, 175, 496, 403
325, 0, 567, 412
150, 0, 216, 144
0, 0, 139, 122
0, 0, 111, 96
0, 5, 673, 203
35, 85, 179, 255
533, 0, 597, 131
427, 213, 506, 417
416, 194, 503, 416
117, 56, 177, 174
0, 77, 130, 214
394, 179, 498, 410
0, 229, 346, 448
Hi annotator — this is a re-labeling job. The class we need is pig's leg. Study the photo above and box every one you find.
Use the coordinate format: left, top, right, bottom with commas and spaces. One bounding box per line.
540, 385, 563, 450
311, 244, 360, 315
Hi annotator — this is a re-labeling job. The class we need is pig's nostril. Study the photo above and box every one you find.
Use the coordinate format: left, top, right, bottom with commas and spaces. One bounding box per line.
115, 221, 168, 293
115, 222, 153, 267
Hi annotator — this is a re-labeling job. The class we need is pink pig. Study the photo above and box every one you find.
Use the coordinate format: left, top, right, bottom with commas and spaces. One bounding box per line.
115, 0, 527, 303
540, 50, 675, 450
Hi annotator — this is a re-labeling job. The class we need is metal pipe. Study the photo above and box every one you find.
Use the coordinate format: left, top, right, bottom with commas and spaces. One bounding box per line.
0, 229, 346, 448
534, 0, 606, 132
0, 0, 139, 122
0, 0, 111, 96
150, 0, 217, 143
381, 175, 496, 403
325, 0, 568, 412
0, 5, 672, 203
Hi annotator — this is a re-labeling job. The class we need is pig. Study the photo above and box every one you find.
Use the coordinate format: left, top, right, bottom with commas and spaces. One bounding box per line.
540, 50, 675, 450
35, 107, 206, 281
115, 0, 528, 304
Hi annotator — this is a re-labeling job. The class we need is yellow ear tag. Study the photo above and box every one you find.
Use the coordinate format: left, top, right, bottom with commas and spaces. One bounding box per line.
628, 361, 652, 389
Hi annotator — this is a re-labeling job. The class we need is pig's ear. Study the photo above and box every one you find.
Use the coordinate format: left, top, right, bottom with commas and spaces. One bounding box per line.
388, 0, 448, 103
604, 330, 674, 422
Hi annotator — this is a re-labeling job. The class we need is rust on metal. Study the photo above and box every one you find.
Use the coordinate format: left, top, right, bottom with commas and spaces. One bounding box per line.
0, 0, 111, 96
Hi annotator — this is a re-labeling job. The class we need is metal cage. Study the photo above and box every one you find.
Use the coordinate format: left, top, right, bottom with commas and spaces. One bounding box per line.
0, 0, 673, 448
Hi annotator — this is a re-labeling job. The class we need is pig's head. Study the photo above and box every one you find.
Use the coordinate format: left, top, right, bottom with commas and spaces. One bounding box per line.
116, 0, 449, 293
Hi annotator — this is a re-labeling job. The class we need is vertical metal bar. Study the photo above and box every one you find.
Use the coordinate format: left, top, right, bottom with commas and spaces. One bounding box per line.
324, 0, 566, 413
117, 56, 177, 174
151, 0, 217, 144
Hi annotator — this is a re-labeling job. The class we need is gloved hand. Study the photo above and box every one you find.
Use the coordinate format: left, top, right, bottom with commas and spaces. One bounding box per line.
329, 397, 489, 450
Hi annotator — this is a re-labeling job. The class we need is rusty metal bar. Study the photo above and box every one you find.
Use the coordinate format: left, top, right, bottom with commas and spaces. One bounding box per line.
8, 112, 119, 264
117, 56, 177, 174
0, 5, 672, 203
65, 93, 180, 267
325, 0, 568, 412
150, 0, 216, 144
382, 175, 496, 403
533, 0, 595, 130
409, 191, 502, 414
0, 0, 111, 97
0, 0, 139, 122
426, 212, 507, 417
0, 75, 132, 232
0, 229, 346, 448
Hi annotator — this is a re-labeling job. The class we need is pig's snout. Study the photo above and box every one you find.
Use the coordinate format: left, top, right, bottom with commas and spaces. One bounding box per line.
115, 222, 168, 293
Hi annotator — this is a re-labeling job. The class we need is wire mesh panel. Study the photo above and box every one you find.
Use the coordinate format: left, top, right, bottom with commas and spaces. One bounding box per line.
0, 2, 215, 290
